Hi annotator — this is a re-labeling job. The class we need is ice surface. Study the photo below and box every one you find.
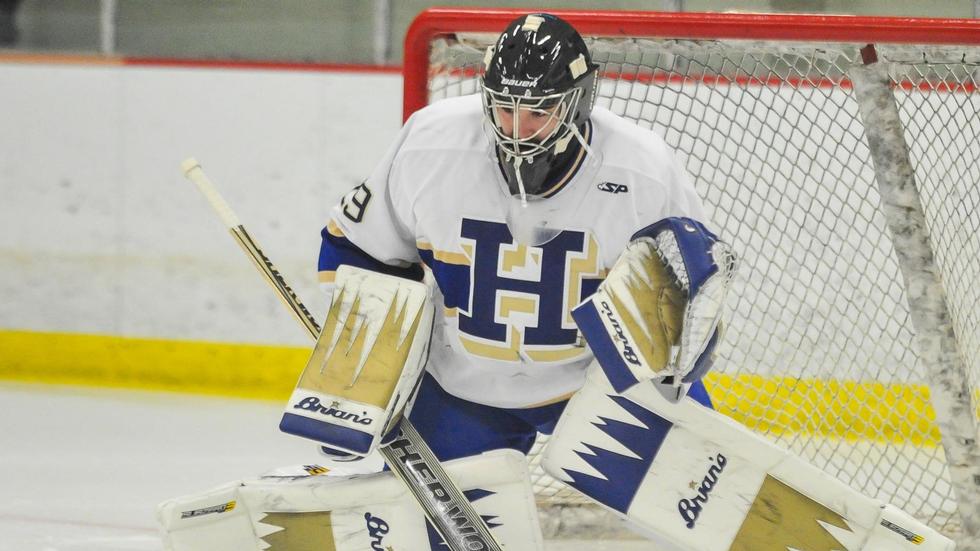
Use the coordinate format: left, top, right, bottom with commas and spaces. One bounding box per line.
0, 383, 657, 551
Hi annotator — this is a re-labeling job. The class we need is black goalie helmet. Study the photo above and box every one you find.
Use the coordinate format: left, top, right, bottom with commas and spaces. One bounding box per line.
481, 13, 599, 198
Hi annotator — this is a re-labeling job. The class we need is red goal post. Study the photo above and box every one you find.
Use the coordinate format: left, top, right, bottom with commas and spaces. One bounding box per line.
402, 7, 980, 543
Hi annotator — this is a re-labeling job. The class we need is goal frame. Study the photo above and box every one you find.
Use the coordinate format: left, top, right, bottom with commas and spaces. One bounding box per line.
402, 7, 980, 546
404, 8, 980, 119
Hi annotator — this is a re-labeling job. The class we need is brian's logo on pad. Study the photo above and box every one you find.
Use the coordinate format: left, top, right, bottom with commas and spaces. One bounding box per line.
678, 453, 727, 528
293, 396, 373, 425
365, 513, 390, 551
600, 300, 642, 366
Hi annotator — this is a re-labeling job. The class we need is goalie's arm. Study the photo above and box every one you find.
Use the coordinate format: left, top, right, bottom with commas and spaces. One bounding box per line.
319, 109, 429, 289
310, 197, 430, 457
308, 213, 428, 464
318, 219, 424, 286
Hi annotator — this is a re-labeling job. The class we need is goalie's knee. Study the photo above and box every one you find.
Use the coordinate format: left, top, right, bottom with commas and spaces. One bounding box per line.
541, 367, 672, 515
542, 367, 954, 551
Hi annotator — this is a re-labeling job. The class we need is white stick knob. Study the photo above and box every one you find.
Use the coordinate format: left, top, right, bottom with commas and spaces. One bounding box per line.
181, 157, 241, 228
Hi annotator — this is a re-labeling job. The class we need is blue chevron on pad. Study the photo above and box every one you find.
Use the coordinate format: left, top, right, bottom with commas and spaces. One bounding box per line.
562, 395, 673, 513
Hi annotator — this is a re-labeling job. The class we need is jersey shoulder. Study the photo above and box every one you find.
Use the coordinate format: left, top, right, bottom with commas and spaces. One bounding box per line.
399, 94, 488, 154
588, 106, 705, 224
590, 106, 680, 179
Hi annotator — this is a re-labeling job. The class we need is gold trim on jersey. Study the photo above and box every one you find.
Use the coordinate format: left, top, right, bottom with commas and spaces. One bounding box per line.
326, 219, 345, 237
499, 295, 537, 318
417, 240, 472, 266
501, 243, 541, 272
565, 234, 604, 325
458, 331, 589, 363
459, 329, 521, 361
317, 271, 336, 283
523, 390, 576, 408
525, 347, 588, 362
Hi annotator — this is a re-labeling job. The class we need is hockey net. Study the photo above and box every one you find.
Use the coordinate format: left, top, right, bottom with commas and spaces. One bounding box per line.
404, 9, 980, 542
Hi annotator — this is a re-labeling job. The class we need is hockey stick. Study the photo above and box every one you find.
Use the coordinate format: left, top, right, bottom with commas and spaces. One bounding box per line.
180, 158, 503, 551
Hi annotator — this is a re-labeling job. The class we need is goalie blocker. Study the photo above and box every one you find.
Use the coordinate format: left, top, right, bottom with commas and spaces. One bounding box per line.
280, 265, 434, 456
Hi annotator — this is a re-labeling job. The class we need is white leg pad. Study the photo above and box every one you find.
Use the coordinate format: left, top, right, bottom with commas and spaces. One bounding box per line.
541, 367, 954, 550
158, 450, 544, 551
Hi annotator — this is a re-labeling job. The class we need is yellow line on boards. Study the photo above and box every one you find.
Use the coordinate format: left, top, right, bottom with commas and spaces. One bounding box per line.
0, 330, 952, 445
0, 330, 307, 401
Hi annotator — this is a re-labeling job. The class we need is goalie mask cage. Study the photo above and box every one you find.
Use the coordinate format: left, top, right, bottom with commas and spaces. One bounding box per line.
404, 8, 980, 544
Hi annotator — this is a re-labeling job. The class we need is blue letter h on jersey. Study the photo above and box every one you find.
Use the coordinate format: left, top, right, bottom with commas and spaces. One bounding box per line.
459, 219, 586, 348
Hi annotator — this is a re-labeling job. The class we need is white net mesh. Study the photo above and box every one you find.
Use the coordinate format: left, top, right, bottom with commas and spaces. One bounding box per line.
421, 30, 980, 538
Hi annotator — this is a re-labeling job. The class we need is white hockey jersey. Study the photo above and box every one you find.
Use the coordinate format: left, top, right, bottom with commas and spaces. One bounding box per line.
321, 94, 706, 408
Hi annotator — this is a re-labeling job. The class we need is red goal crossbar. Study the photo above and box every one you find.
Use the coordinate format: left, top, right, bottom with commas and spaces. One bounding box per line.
402, 7, 980, 120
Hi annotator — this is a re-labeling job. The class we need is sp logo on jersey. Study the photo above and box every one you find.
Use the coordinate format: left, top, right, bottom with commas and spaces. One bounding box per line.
597, 182, 629, 194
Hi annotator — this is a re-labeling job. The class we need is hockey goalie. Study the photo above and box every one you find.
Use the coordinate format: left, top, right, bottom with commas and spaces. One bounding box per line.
160, 11, 955, 551
158, 221, 954, 550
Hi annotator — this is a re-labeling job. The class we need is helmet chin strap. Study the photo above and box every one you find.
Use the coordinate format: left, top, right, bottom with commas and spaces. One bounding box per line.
568, 120, 594, 160
511, 156, 530, 207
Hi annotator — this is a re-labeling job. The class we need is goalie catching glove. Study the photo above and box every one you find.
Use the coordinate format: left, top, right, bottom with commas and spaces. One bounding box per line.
280, 265, 434, 456
572, 217, 736, 395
